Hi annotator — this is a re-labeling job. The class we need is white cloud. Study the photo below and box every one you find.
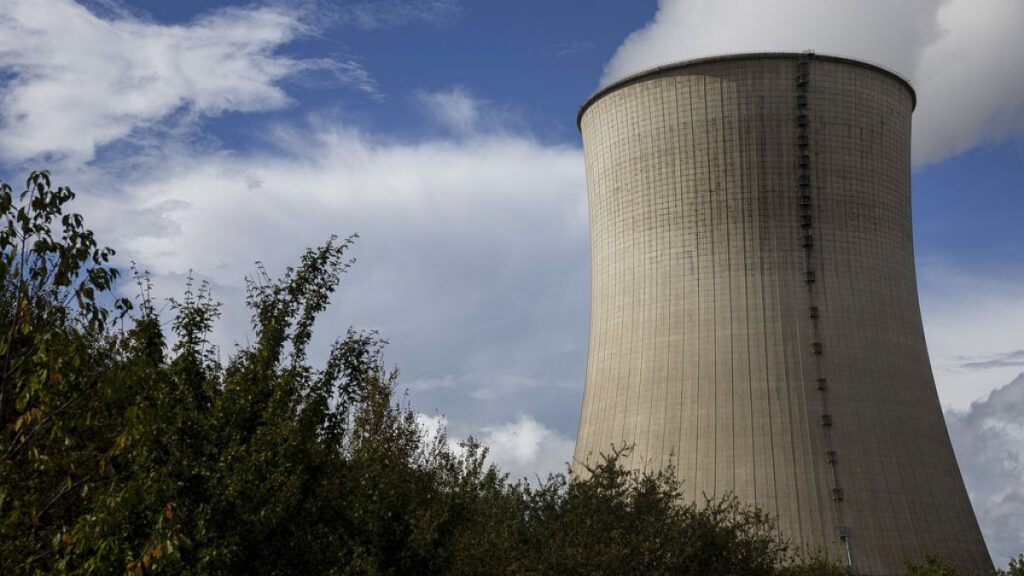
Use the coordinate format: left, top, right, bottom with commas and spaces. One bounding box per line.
0, 0, 335, 164
415, 413, 457, 448
416, 413, 575, 482
913, 0, 1024, 163
600, 0, 1024, 166
604, 0, 939, 83
93, 123, 586, 284
417, 88, 481, 135
407, 374, 460, 393
476, 415, 575, 481
946, 373, 1024, 564
956, 350, 1024, 372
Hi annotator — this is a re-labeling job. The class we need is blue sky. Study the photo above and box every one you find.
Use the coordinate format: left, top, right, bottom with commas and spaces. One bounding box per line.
1, 0, 1022, 562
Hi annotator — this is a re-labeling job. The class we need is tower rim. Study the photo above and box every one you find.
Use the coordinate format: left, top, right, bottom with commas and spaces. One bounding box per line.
577, 51, 917, 130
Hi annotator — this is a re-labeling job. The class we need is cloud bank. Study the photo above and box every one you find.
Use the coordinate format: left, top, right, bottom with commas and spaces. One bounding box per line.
947, 373, 1024, 564
602, 0, 1024, 166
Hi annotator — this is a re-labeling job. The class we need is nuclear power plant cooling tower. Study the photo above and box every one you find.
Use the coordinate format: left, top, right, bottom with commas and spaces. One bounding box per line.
572, 53, 992, 575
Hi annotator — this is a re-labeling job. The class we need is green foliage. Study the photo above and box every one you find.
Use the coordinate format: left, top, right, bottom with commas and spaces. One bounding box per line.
1, 172, 1006, 575
1008, 555, 1024, 576
1, 171, 132, 573
900, 555, 1024, 576
905, 556, 967, 576
438, 448, 844, 576
778, 555, 848, 576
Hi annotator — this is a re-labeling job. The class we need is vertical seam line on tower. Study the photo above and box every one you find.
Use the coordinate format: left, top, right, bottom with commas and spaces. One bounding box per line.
687, 78, 702, 500
659, 82, 674, 471
702, 75, 719, 496
716, 73, 738, 494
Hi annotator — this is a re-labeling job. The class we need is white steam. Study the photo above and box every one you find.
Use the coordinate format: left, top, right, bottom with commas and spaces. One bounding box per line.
602, 0, 1024, 166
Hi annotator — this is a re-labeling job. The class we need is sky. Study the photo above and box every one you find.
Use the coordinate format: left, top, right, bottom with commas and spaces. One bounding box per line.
0, 0, 1021, 563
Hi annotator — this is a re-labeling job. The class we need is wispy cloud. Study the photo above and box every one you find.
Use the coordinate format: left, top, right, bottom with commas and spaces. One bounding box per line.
332, 0, 462, 30
957, 350, 1024, 371
555, 41, 595, 57
417, 87, 481, 134
947, 373, 1024, 564
414, 86, 528, 137
310, 58, 380, 96
409, 371, 578, 401
74, 0, 143, 20
601, 0, 1024, 166
0, 0, 341, 164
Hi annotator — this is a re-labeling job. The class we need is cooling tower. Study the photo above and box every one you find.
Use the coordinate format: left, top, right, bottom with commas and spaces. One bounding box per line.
572, 53, 991, 575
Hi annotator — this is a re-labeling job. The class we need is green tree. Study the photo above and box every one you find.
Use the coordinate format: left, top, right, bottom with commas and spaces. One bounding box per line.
0, 171, 130, 572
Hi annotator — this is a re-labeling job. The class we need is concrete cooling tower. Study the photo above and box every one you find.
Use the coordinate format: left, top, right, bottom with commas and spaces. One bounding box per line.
572, 53, 992, 575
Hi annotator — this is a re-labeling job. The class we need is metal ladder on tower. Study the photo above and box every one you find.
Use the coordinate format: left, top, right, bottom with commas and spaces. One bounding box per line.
796, 51, 854, 575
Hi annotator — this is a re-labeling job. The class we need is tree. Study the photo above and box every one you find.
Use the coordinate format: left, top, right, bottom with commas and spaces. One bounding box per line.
1, 172, 130, 572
